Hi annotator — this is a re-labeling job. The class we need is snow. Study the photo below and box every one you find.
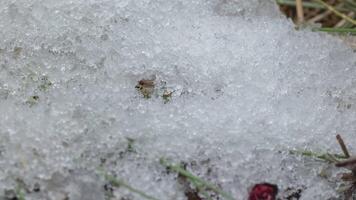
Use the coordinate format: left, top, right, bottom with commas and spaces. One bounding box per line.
0, 0, 355, 199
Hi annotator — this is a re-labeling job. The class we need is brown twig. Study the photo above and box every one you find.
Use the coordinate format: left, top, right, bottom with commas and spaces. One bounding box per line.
335, 156, 356, 168
307, 10, 332, 23
296, 0, 305, 24
341, 173, 355, 182
336, 134, 350, 158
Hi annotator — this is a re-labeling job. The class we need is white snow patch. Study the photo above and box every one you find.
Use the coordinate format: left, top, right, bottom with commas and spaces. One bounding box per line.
0, 0, 355, 199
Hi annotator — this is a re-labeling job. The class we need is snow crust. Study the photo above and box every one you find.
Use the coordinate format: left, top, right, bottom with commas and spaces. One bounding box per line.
0, 0, 355, 199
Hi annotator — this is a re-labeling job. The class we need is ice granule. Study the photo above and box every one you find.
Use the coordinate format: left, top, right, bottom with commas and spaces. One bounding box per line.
0, 0, 355, 199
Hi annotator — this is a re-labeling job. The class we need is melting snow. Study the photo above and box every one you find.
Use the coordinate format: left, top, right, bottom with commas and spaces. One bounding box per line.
0, 0, 356, 199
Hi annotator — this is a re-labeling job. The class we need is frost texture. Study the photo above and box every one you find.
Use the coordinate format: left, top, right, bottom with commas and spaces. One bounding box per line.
0, 0, 356, 199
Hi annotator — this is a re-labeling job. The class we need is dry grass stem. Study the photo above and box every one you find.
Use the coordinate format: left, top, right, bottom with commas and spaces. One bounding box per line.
296, 0, 305, 23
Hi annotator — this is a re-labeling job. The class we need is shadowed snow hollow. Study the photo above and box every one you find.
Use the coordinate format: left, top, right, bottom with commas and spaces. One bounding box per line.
0, 0, 355, 199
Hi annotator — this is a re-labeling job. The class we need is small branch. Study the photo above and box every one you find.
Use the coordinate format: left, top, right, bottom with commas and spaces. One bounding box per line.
308, 10, 332, 23
335, 156, 356, 168
340, 173, 355, 182
336, 134, 350, 158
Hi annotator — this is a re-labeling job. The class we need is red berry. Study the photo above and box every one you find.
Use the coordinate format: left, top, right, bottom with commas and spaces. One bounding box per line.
248, 183, 278, 200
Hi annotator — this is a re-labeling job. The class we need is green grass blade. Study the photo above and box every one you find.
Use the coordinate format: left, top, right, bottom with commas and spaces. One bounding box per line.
289, 150, 347, 163
98, 168, 160, 200
190, 179, 214, 200
312, 27, 356, 34
160, 158, 235, 200
15, 187, 25, 200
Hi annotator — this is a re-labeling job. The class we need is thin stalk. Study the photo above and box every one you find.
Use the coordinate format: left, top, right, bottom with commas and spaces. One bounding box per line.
13, 179, 26, 200
312, 27, 356, 34
308, 10, 332, 23
199, 189, 214, 200
160, 158, 235, 200
296, 0, 305, 23
98, 169, 160, 200
191, 179, 214, 200
289, 150, 347, 163
341, 21, 355, 28
334, 12, 355, 28
15, 186, 25, 200
325, 153, 341, 163
336, 134, 350, 158
312, 0, 356, 26
335, 157, 356, 168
